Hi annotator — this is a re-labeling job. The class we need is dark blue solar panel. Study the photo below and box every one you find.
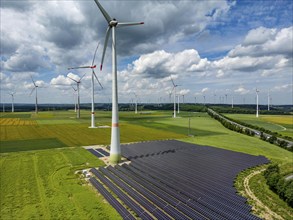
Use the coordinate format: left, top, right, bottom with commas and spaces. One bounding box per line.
89, 140, 267, 220
87, 148, 103, 158
89, 177, 135, 220
96, 148, 110, 156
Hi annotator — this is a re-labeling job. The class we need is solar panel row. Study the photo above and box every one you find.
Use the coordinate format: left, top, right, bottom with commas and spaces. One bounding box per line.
89, 177, 135, 220
87, 148, 103, 158
89, 140, 268, 219
87, 148, 110, 158
91, 168, 153, 220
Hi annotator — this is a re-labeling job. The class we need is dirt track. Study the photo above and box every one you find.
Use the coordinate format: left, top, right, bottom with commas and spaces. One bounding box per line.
244, 169, 284, 220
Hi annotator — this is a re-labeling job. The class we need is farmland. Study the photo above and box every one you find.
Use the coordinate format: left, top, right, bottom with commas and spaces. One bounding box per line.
224, 113, 293, 138
1, 110, 292, 219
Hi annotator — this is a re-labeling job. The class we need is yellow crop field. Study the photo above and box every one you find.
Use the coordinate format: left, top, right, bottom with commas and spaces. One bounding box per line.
0, 118, 37, 126
262, 115, 293, 125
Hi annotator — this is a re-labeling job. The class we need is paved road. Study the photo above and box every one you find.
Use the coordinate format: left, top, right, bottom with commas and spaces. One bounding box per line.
208, 108, 293, 148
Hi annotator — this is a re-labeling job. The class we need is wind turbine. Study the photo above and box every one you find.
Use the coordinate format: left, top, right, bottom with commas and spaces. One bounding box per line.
267, 89, 270, 111
177, 95, 180, 114
203, 95, 206, 105
9, 92, 15, 112
30, 76, 39, 114
170, 77, 179, 118
168, 91, 172, 103
231, 94, 234, 108
94, 0, 144, 164
68, 44, 103, 128
72, 85, 77, 113
256, 89, 260, 118
67, 73, 86, 119
133, 93, 138, 114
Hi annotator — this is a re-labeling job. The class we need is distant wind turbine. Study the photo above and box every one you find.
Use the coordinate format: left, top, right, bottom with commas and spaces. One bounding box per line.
68, 43, 103, 128
170, 77, 179, 118
9, 92, 15, 112
67, 73, 86, 119
30, 76, 39, 114
267, 89, 270, 111
168, 91, 172, 103
256, 89, 260, 118
177, 95, 180, 114
94, 0, 144, 164
133, 93, 138, 114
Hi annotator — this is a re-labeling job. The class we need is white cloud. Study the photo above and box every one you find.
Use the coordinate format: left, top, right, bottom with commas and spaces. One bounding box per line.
234, 86, 250, 95
201, 87, 209, 93
273, 84, 293, 92
229, 26, 293, 58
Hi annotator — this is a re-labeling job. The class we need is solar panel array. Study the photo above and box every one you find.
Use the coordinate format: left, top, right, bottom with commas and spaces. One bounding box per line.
87, 148, 109, 158
89, 140, 269, 219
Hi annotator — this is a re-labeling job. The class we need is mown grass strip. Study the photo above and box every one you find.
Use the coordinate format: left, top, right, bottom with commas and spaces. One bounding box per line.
0, 138, 68, 153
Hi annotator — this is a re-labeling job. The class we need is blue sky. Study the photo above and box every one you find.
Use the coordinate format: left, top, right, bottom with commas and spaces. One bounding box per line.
1, 0, 292, 105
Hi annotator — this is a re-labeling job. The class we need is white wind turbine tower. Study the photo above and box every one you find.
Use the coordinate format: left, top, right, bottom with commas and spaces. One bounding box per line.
267, 89, 270, 111
170, 77, 179, 118
133, 93, 138, 114
67, 73, 86, 119
168, 91, 172, 103
68, 44, 103, 128
94, 0, 144, 164
30, 76, 39, 114
177, 95, 180, 114
9, 92, 15, 112
256, 88, 260, 118
71, 86, 78, 113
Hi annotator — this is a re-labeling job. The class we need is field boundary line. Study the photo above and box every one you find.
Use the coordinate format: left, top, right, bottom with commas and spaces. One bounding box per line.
244, 169, 284, 220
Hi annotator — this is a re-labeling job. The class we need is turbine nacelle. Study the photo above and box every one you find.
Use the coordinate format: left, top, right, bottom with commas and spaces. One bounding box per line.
109, 19, 118, 27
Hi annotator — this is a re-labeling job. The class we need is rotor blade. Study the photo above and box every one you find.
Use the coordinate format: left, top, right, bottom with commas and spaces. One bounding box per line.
68, 66, 92, 70
93, 0, 111, 23
71, 85, 77, 91
92, 70, 103, 89
30, 76, 37, 87
67, 76, 78, 83
29, 87, 36, 96
79, 73, 87, 81
100, 26, 111, 71
170, 77, 175, 87
117, 22, 144, 28
92, 42, 100, 66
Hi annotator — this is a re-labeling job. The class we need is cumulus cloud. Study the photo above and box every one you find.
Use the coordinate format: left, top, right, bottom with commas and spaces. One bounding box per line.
178, 89, 190, 96
131, 49, 207, 78
273, 84, 293, 92
234, 86, 250, 95
201, 87, 209, 93
229, 26, 293, 58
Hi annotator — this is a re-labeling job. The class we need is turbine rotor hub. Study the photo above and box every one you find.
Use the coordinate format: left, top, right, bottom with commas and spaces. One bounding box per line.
109, 19, 118, 27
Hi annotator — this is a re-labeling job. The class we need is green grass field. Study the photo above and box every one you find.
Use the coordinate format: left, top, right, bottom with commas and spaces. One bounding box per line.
1, 110, 292, 219
224, 113, 293, 138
